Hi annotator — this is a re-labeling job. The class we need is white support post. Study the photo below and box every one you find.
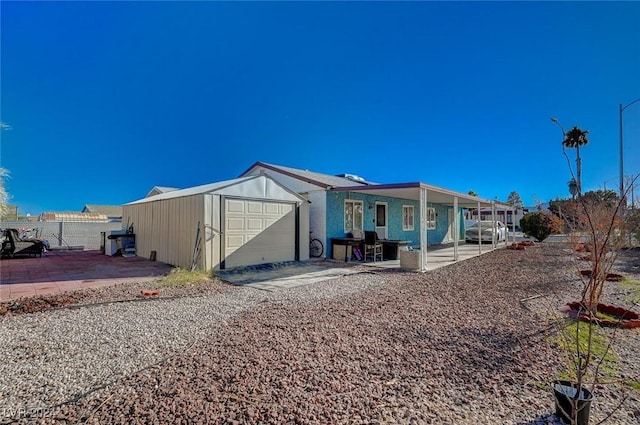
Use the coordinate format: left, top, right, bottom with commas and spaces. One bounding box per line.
477, 201, 482, 254
453, 196, 459, 261
420, 187, 428, 272
511, 207, 516, 244
491, 201, 497, 249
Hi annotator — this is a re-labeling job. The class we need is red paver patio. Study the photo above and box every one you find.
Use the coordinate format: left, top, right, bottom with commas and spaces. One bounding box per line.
0, 250, 173, 301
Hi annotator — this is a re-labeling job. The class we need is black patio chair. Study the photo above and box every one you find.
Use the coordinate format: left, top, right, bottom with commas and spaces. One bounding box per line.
364, 230, 383, 262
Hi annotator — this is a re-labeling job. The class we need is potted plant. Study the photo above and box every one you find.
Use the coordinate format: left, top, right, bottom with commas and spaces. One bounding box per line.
552, 380, 593, 425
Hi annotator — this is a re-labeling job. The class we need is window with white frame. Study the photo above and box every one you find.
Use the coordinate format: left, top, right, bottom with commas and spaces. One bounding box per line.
344, 200, 363, 232
402, 205, 414, 231
427, 207, 436, 229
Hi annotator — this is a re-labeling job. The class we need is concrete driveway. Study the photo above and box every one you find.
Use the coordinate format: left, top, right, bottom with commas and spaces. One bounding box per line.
215, 261, 365, 291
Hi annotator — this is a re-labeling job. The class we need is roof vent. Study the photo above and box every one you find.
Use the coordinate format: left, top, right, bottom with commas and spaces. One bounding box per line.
338, 173, 366, 182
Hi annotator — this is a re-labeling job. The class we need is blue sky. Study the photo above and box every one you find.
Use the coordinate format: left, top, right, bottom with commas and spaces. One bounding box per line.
2, 1, 639, 215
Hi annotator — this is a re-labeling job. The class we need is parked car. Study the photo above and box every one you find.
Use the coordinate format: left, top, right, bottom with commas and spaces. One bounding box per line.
465, 221, 507, 243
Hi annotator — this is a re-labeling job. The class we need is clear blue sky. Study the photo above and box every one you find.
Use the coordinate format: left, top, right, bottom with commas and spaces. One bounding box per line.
2, 1, 639, 215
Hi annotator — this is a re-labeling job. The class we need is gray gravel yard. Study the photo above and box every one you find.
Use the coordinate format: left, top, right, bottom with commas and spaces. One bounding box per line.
1, 244, 639, 424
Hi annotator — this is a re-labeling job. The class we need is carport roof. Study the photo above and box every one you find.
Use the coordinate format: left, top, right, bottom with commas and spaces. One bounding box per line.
330, 182, 512, 209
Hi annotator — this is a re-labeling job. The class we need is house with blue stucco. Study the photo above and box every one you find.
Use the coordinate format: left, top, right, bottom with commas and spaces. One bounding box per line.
241, 162, 511, 272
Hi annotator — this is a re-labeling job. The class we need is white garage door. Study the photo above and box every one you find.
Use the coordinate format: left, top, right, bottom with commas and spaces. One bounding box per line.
223, 198, 296, 268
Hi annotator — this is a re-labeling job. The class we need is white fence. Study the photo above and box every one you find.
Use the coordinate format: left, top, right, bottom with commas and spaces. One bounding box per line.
0, 220, 124, 249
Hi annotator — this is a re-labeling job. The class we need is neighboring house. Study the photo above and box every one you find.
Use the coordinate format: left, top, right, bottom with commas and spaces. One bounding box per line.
527, 203, 550, 212
81, 205, 123, 221
40, 212, 110, 222
123, 175, 309, 271
240, 162, 512, 271
145, 186, 179, 198
467, 207, 529, 230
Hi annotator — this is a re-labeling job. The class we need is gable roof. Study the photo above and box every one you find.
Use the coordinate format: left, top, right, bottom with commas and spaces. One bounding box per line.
240, 161, 375, 189
240, 161, 511, 209
81, 205, 123, 217
145, 186, 179, 198
126, 174, 306, 206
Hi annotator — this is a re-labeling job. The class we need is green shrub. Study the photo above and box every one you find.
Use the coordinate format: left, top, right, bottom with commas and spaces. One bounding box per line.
159, 267, 213, 286
520, 211, 564, 241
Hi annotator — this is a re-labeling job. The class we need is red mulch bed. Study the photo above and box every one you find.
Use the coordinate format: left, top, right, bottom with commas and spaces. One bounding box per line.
560, 302, 640, 328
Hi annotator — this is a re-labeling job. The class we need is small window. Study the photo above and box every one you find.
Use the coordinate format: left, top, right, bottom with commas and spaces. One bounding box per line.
427, 207, 436, 230
344, 200, 363, 232
402, 205, 414, 231
376, 204, 386, 227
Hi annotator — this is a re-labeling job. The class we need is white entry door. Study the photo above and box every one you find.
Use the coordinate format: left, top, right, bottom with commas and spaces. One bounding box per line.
375, 202, 388, 239
223, 198, 296, 268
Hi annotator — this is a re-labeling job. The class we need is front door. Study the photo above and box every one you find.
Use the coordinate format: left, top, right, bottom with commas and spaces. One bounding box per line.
375, 202, 388, 239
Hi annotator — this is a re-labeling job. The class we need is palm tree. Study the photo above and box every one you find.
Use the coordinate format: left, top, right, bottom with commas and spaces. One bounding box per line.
568, 178, 578, 200
562, 126, 589, 196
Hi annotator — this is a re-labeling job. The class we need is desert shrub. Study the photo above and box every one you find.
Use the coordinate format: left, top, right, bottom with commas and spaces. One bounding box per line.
520, 211, 564, 241
159, 267, 213, 286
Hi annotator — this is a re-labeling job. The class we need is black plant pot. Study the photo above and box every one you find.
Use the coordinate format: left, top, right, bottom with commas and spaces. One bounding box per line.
553, 380, 593, 425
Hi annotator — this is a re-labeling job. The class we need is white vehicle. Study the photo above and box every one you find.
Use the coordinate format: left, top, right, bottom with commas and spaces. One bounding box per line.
465, 221, 507, 243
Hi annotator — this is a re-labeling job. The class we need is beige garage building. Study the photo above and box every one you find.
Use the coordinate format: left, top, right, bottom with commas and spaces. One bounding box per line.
123, 175, 309, 270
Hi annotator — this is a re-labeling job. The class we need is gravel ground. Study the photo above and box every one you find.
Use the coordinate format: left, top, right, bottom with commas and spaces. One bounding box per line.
1, 244, 639, 424
0, 280, 229, 317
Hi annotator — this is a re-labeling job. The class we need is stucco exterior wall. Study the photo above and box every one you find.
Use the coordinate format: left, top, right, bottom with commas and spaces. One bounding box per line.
426, 203, 449, 244
305, 190, 327, 257
325, 192, 422, 257
325, 192, 466, 257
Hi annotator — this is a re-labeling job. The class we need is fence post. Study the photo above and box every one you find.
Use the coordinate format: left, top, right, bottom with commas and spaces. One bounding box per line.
59, 220, 64, 247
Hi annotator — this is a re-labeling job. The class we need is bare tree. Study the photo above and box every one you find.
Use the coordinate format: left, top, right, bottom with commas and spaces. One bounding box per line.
552, 175, 640, 425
